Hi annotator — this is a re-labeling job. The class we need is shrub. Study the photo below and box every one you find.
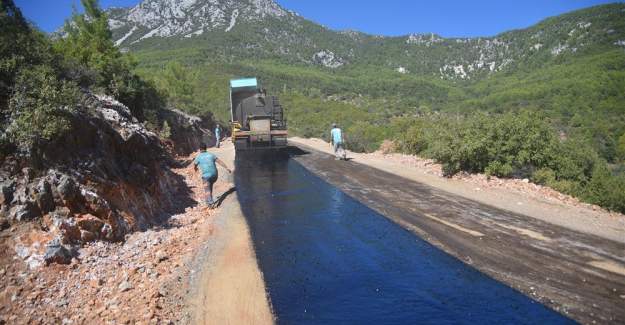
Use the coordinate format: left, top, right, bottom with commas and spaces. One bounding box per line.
394, 110, 625, 213
377, 140, 396, 154
160, 120, 172, 139
345, 121, 386, 153
583, 165, 625, 212
7, 65, 79, 150
531, 167, 557, 185
398, 120, 428, 154
547, 138, 599, 184
485, 161, 514, 177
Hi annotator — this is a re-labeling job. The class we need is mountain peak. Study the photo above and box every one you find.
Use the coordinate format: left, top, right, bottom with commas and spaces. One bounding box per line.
108, 0, 291, 44
108, 2, 625, 79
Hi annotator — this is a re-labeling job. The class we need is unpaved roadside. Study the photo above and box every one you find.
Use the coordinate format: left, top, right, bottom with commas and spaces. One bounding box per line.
186, 142, 274, 325
290, 137, 625, 243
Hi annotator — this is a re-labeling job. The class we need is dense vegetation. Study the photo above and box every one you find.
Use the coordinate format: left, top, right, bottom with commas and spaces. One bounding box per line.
397, 112, 625, 212
1, 0, 78, 156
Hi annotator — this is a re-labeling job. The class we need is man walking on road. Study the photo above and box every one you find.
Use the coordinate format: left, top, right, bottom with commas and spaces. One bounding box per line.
331, 123, 346, 160
214, 124, 221, 148
194, 143, 232, 207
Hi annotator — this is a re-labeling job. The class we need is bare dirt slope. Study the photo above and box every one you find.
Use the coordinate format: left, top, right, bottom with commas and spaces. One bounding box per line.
290, 137, 625, 243
290, 139, 625, 324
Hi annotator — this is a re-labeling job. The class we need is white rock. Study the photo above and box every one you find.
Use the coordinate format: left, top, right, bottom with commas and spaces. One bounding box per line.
112, 0, 291, 42
118, 280, 133, 292
225, 9, 239, 32
114, 25, 138, 46
396, 66, 409, 74
551, 43, 569, 56
312, 50, 344, 69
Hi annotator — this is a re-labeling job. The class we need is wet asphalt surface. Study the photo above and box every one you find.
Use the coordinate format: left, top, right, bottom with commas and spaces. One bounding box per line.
288, 145, 625, 324
235, 152, 576, 324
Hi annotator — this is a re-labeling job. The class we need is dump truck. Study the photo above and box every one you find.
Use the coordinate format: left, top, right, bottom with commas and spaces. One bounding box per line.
230, 78, 287, 151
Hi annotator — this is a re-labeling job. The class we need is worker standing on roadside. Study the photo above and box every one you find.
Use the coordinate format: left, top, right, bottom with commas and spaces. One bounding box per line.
214, 124, 221, 148
330, 123, 346, 160
194, 143, 232, 207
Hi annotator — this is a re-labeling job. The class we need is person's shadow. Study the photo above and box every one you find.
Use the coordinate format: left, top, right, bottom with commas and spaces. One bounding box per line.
211, 186, 237, 208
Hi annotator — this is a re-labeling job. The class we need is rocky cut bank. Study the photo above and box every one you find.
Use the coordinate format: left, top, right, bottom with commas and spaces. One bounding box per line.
0, 91, 206, 267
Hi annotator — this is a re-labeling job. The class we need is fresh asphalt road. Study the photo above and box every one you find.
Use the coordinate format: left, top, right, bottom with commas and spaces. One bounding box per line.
234, 151, 584, 324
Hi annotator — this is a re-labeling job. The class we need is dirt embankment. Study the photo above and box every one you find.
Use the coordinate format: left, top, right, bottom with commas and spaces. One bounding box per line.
0, 94, 212, 268
290, 137, 625, 243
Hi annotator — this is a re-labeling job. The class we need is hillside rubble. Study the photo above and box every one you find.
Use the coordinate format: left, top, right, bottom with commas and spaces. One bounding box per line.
160, 108, 211, 156
0, 151, 226, 324
0, 90, 221, 323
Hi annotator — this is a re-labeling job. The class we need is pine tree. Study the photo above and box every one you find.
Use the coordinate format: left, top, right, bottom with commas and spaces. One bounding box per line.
55, 0, 132, 95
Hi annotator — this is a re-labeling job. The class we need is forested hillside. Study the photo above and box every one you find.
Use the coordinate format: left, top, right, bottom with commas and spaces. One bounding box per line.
100, 0, 625, 212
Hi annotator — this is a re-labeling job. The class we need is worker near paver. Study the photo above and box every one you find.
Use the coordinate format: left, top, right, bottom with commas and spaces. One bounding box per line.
330, 123, 346, 160
194, 143, 232, 207
214, 124, 221, 148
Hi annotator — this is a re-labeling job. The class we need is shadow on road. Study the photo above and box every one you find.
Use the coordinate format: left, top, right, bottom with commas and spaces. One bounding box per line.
212, 186, 237, 209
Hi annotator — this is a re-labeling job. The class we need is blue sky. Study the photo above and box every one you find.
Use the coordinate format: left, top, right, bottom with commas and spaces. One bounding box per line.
15, 0, 622, 37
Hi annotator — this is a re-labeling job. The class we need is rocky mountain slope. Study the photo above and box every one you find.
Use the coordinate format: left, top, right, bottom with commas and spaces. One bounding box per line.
108, 0, 625, 79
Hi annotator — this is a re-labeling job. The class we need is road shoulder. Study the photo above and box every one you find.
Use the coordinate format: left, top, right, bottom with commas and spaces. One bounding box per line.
186, 142, 274, 325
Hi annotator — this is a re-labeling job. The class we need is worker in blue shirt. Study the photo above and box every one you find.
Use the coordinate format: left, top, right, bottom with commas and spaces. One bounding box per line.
194, 143, 232, 206
330, 123, 346, 160
214, 125, 221, 148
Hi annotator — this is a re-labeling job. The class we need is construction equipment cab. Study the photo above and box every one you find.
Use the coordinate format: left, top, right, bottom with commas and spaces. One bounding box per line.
230, 78, 287, 151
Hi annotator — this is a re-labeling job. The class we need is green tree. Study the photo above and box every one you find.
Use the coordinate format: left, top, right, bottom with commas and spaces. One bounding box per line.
583, 164, 625, 212
1, 0, 50, 110
55, 0, 133, 95
1, 0, 81, 157
54, 0, 166, 127
8, 65, 79, 151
